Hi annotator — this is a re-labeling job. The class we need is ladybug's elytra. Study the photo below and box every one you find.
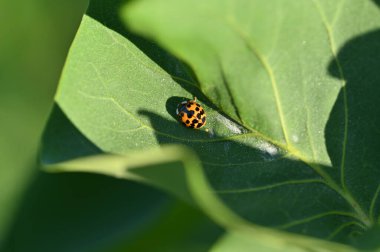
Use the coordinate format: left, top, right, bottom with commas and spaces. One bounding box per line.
176, 97, 206, 129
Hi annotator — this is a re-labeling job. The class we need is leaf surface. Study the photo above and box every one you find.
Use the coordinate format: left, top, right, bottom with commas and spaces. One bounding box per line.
49, 0, 380, 246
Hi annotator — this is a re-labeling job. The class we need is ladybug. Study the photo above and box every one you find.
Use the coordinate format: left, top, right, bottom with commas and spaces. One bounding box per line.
176, 97, 206, 129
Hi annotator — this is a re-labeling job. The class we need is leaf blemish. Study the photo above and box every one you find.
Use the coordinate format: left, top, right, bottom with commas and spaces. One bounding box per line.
291, 134, 299, 143
215, 114, 246, 135
207, 127, 215, 138
257, 141, 279, 161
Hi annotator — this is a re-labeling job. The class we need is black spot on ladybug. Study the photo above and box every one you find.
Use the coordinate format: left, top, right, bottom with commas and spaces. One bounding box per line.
180, 112, 185, 117
185, 119, 190, 124
188, 111, 194, 117
192, 119, 198, 123
202, 117, 206, 123
186, 103, 191, 108
196, 123, 203, 128
196, 113, 201, 119
195, 107, 200, 111
200, 110, 204, 115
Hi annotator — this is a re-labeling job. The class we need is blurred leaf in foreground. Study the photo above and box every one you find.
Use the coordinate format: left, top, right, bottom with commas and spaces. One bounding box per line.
0, 0, 87, 245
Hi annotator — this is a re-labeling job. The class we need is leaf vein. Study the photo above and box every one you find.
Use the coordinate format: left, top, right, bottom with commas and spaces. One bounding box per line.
219, 63, 243, 123
203, 155, 287, 167
105, 27, 202, 92
78, 90, 265, 143
327, 221, 365, 240
311, 0, 349, 194
277, 211, 361, 229
89, 62, 110, 96
215, 179, 325, 194
369, 183, 380, 223
331, 0, 346, 28
226, 20, 290, 146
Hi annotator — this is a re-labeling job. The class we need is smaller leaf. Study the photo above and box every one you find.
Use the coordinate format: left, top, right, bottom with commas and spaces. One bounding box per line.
45, 145, 357, 252
211, 232, 304, 252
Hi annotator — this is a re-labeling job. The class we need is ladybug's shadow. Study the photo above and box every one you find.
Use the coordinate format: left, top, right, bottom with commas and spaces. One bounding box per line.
138, 108, 291, 166
138, 109, 210, 140
165, 96, 187, 120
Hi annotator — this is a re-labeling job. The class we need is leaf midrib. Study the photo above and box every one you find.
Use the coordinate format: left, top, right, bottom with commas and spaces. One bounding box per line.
77, 88, 265, 144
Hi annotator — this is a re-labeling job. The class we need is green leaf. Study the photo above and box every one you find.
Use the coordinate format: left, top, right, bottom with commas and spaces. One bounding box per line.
47, 0, 380, 248
46, 145, 356, 252
121, 0, 380, 242
210, 232, 305, 252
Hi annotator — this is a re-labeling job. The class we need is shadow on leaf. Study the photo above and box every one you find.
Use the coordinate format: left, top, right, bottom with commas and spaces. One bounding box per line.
326, 25, 380, 247
3, 105, 223, 252
137, 108, 365, 243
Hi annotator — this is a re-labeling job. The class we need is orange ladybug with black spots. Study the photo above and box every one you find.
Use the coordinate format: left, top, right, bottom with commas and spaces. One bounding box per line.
176, 97, 206, 129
